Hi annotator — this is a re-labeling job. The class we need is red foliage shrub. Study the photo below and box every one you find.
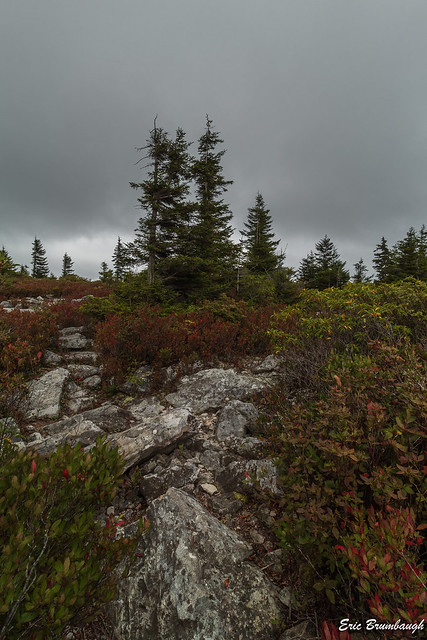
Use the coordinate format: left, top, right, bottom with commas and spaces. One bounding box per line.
0, 309, 58, 357
94, 305, 276, 382
49, 301, 88, 329
0, 277, 112, 301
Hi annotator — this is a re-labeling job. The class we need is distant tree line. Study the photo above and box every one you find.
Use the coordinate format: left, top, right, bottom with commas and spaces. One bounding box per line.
2, 117, 426, 301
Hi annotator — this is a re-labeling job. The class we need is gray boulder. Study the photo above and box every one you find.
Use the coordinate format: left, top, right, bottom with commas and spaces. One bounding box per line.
59, 328, 92, 350
127, 397, 165, 421
108, 408, 195, 472
65, 351, 98, 364
32, 419, 103, 455
82, 374, 101, 389
165, 368, 269, 414
66, 385, 96, 413
110, 488, 281, 640
139, 460, 200, 501
25, 368, 70, 419
42, 403, 132, 436
216, 400, 259, 440
67, 364, 99, 379
43, 350, 63, 366
217, 459, 282, 496
252, 354, 284, 374
59, 326, 85, 335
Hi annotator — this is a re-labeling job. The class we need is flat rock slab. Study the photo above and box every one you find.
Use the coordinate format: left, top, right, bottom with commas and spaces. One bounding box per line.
82, 374, 101, 389
42, 403, 132, 437
59, 326, 85, 336
43, 350, 63, 365
67, 364, 99, 379
139, 461, 200, 501
126, 397, 165, 421
108, 409, 195, 472
65, 351, 98, 364
165, 368, 269, 414
59, 334, 92, 350
25, 368, 70, 420
110, 487, 281, 640
31, 420, 103, 456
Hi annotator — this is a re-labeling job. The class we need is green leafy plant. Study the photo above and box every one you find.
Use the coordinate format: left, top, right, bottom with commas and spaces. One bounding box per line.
264, 280, 426, 626
0, 438, 139, 640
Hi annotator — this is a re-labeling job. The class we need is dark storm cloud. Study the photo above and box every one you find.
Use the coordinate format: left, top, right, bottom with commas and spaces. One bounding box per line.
1, 0, 426, 277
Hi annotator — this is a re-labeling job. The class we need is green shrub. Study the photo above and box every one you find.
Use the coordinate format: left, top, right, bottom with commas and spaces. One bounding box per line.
78, 295, 131, 322
265, 280, 426, 627
0, 439, 139, 640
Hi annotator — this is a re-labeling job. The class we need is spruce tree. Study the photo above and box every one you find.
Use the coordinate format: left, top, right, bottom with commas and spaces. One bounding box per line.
99, 262, 113, 283
112, 237, 127, 281
299, 237, 349, 290
416, 225, 427, 280
31, 238, 49, 278
154, 127, 196, 290
313, 236, 349, 289
61, 253, 74, 276
393, 227, 423, 280
241, 193, 281, 274
129, 121, 192, 285
191, 115, 237, 296
0, 247, 17, 276
352, 258, 370, 283
373, 237, 393, 282
298, 251, 317, 288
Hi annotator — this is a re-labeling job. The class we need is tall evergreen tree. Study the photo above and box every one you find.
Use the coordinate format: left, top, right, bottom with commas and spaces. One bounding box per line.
61, 253, 74, 276
241, 193, 281, 274
393, 227, 425, 280
373, 237, 393, 282
129, 121, 192, 284
299, 237, 349, 290
313, 236, 349, 289
191, 115, 237, 295
352, 258, 370, 283
0, 247, 18, 276
416, 224, 427, 280
298, 251, 317, 287
31, 238, 49, 278
99, 261, 113, 283
112, 237, 127, 281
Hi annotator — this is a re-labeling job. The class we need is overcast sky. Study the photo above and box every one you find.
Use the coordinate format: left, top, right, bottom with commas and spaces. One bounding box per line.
1, 0, 426, 279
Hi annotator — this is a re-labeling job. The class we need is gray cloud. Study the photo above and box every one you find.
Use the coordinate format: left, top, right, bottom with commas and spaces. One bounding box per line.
1, 0, 426, 278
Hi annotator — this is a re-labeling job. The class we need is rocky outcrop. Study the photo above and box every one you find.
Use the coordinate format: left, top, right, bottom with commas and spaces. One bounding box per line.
108, 409, 195, 472
165, 368, 270, 414
216, 399, 259, 440
59, 326, 92, 350
33, 419, 104, 455
7, 306, 295, 639
25, 368, 70, 419
110, 488, 282, 640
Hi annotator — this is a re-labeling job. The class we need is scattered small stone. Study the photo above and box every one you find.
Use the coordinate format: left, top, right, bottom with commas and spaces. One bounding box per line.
82, 374, 101, 389
200, 482, 218, 496
249, 529, 265, 545
43, 350, 63, 365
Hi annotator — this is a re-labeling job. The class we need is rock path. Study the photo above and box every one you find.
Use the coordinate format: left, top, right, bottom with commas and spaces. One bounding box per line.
8, 313, 311, 640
